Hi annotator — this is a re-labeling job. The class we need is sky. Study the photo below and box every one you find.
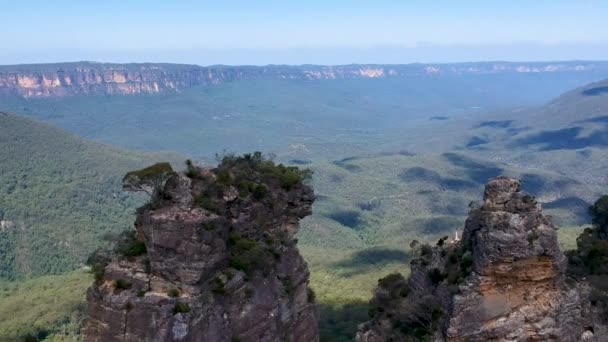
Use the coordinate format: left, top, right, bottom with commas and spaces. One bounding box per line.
1, 0, 607, 65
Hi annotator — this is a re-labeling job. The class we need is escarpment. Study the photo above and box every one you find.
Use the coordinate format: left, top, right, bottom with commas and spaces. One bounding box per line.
357, 177, 605, 342
83, 153, 319, 342
0, 62, 604, 98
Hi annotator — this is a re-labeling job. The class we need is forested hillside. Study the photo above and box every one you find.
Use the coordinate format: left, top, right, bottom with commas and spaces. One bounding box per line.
0, 112, 178, 279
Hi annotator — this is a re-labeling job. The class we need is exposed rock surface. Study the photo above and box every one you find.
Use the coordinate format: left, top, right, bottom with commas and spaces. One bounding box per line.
83, 155, 318, 341
357, 177, 605, 341
1, 62, 606, 97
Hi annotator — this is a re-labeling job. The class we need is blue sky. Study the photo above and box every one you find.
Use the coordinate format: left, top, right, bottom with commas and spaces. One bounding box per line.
1, 0, 607, 65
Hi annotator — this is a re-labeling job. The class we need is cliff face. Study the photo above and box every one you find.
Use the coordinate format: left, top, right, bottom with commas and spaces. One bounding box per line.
357, 177, 603, 341
0, 61, 606, 98
83, 156, 318, 341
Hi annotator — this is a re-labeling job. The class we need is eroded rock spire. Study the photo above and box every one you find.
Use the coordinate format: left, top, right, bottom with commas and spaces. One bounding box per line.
84, 154, 319, 342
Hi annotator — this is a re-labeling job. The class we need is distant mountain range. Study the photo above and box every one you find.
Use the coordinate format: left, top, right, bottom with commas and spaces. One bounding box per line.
2, 61, 608, 97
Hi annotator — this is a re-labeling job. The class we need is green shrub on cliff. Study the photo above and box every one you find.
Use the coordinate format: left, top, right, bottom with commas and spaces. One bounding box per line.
214, 151, 312, 191
114, 279, 131, 290
123, 162, 177, 207
172, 302, 191, 315
567, 195, 608, 322
590, 195, 608, 233
228, 232, 274, 278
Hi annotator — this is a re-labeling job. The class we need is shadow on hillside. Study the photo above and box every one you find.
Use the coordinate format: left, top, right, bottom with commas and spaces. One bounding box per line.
442, 153, 504, 184
288, 159, 312, 165
577, 115, 608, 124
520, 173, 547, 195
325, 210, 362, 229
332, 157, 362, 172
332, 248, 409, 277
544, 196, 591, 225
318, 300, 369, 342
475, 120, 514, 128
440, 178, 478, 191
430, 196, 468, 216
513, 126, 608, 150
466, 136, 489, 148
399, 166, 480, 192
582, 86, 608, 96
399, 166, 441, 182
411, 216, 465, 235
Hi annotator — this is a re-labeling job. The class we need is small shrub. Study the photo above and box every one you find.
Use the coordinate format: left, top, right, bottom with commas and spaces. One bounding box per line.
307, 287, 316, 303
420, 244, 433, 258
216, 169, 232, 185
282, 277, 295, 296
125, 240, 147, 257
185, 159, 199, 178
436, 236, 449, 247
378, 273, 405, 289
522, 194, 535, 204
137, 291, 146, 297
211, 277, 226, 295
114, 279, 132, 290
195, 193, 221, 213
202, 221, 216, 231
527, 231, 539, 245
253, 184, 268, 200
228, 233, 273, 277
91, 263, 106, 282
428, 268, 445, 285
172, 302, 191, 315
125, 301, 134, 311
167, 288, 180, 297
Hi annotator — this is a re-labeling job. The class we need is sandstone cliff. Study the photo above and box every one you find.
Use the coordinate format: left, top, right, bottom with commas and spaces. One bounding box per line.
357, 177, 604, 341
1, 61, 606, 98
83, 154, 319, 341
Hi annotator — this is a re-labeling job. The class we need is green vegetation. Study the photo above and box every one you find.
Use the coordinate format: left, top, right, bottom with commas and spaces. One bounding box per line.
123, 162, 176, 206
167, 288, 181, 297
589, 195, 608, 231
368, 270, 443, 340
114, 279, 131, 290
172, 302, 191, 315
124, 240, 147, 257
0, 270, 90, 341
110, 230, 148, 258
213, 151, 312, 191
228, 232, 274, 278
444, 242, 473, 285
567, 196, 608, 322
0, 112, 178, 280
211, 277, 227, 295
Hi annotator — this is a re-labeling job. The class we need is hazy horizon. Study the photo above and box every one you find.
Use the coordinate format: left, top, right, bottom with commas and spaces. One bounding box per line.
2, 1, 607, 65
1, 46, 608, 67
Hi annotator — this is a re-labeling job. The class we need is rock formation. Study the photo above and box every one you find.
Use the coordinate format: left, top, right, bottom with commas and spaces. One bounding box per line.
83, 154, 319, 341
357, 177, 604, 341
0, 62, 604, 98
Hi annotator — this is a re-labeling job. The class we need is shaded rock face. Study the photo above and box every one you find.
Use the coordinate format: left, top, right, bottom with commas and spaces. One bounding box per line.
358, 177, 602, 342
84, 159, 318, 342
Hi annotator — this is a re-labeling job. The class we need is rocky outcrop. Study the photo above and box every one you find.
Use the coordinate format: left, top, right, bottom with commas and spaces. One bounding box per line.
1, 61, 606, 98
357, 177, 604, 341
83, 154, 318, 341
